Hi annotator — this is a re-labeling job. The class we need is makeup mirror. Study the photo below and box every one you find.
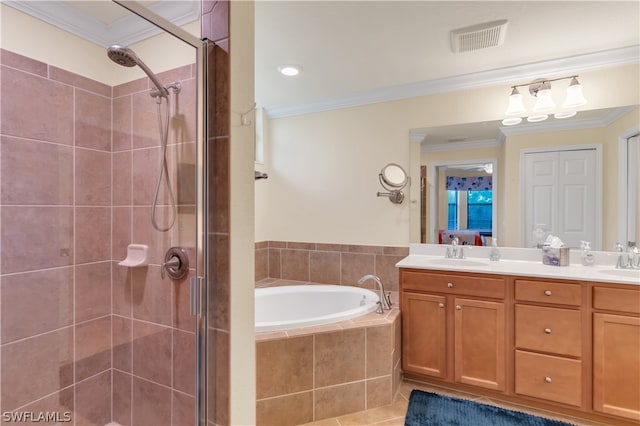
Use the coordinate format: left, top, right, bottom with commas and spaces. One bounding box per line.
380, 163, 408, 188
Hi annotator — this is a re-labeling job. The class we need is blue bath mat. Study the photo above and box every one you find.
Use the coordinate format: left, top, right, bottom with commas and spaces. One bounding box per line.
405, 390, 575, 426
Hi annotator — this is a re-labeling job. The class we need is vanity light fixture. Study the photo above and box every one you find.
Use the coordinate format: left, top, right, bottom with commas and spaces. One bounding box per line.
502, 75, 587, 126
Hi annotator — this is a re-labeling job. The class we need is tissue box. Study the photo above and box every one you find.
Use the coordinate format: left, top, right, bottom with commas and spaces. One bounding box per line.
542, 246, 570, 266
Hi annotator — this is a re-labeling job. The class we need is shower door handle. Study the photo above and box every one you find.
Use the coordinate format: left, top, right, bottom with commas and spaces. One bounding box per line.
190, 276, 203, 317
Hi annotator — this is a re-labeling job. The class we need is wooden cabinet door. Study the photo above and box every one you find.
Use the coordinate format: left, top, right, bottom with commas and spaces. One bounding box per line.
454, 298, 505, 391
593, 313, 640, 421
401, 292, 447, 378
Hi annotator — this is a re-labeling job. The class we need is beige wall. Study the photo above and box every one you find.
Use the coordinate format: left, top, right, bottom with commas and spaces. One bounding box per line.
229, 1, 256, 425
0, 3, 198, 86
257, 65, 639, 247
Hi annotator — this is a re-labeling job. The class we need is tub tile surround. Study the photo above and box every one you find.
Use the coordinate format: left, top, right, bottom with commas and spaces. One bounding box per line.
0, 48, 197, 425
255, 283, 402, 425
255, 241, 409, 291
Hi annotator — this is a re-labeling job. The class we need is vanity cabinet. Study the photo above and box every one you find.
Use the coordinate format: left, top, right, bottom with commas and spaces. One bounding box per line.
592, 285, 640, 421
400, 269, 506, 392
513, 279, 584, 408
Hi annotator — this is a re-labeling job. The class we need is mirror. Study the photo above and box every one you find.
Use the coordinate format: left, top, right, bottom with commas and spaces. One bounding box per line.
377, 163, 408, 204
411, 105, 640, 250
381, 163, 408, 188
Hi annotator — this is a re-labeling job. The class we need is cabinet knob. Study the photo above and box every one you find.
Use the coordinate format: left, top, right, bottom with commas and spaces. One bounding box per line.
544, 328, 552, 334
544, 290, 552, 296
447, 282, 454, 288
544, 376, 552, 383
455, 305, 462, 310
438, 303, 445, 308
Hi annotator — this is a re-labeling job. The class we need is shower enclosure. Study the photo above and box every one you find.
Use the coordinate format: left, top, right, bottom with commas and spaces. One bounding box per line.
0, 1, 209, 425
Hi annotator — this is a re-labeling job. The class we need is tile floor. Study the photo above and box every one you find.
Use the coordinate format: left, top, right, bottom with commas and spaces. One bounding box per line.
301, 379, 610, 426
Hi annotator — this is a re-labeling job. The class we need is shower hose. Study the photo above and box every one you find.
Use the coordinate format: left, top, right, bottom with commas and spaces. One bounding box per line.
151, 95, 177, 232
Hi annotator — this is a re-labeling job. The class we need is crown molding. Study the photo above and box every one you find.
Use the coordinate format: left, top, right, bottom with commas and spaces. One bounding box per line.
4, 1, 200, 47
421, 138, 502, 153
499, 106, 635, 136
265, 45, 640, 119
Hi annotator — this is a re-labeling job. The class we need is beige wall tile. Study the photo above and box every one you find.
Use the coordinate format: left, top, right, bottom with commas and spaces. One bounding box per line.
315, 329, 365, 387
112, 370, 132, 426
366, 376, 393, 409
75, 262, 111, 323
131, 266, 172, 326
173, 329, 196, 395
1, 267, 73, 343
1, 136, 73, 205
366, 325, 392, 378
132, 377, 171, 426
256, 336, 313, 398
281, 249, 310, 281
112, 315, 132, 373
256, 391, 313, 426
1, 327, 74, 410
74, 89, 111, 151
314, 382, 366, 420
309, 251, 341, 284
132, 321, 172, 386
340, 253, 375, 285
75, 371, 111, 426
75, 316, 111, 381
172, 391, 196, 426
75, 207, 111, 264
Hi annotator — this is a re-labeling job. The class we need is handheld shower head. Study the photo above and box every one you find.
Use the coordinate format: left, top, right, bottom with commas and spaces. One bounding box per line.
107, 45, 168, 97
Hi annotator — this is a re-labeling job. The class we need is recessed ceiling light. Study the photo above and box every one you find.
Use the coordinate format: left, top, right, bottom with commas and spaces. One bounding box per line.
278, 65, 302, 77
501, 117, 522, 126
527, 114, 549, 123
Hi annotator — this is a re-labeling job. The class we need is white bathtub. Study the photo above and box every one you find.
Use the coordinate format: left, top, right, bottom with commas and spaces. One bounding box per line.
255, 285, 380, 332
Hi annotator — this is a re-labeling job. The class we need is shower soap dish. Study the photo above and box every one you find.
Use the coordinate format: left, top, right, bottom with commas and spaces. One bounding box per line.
119, 244, 149, 267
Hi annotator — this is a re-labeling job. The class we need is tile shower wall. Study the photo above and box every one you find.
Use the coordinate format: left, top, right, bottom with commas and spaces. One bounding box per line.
255, 241, 409, 291
0, 48, 197, 426
202, 1, 231, 426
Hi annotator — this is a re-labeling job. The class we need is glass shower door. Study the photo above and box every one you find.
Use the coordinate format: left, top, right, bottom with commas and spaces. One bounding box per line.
0, 2, 204, 425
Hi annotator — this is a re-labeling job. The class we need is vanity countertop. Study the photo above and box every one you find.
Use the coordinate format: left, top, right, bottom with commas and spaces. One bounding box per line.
396, 244, 640, 286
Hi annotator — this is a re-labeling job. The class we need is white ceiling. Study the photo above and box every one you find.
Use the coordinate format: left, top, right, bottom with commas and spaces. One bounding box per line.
7, 0, 639, 137
255, 1, 640, 117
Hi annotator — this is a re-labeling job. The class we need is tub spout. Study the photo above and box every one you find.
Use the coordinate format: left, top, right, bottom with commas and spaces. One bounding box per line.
357, 274, 391, 311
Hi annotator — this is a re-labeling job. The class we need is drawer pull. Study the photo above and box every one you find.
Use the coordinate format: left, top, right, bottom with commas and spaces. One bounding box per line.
455, 305, 462, 310
447, 282, 454, 288
544, 328, 552, 334
438, 303, 445, 308
544, 376, 552, 383
544, 290, 552, 296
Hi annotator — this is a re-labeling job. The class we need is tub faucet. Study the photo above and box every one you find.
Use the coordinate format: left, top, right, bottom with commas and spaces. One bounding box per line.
357, 274, 392, 311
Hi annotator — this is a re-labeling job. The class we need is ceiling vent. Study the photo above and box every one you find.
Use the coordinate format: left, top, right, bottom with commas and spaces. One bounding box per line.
450, 19, 508, 53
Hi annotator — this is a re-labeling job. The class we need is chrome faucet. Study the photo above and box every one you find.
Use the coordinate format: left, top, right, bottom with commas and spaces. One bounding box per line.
357, 274, 392, 312
445, 237, 465, 259
615, 242, 640, 269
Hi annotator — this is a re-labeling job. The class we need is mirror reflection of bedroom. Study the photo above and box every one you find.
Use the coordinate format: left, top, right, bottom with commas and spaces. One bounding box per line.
431, 162, 496, 246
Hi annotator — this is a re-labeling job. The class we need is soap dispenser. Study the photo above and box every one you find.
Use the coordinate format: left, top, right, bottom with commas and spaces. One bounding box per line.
489, 238, 501, 261
580, 241, 595, 266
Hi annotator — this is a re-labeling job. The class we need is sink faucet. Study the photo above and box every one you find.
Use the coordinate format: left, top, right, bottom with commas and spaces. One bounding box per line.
615, 242, 640, 269
357, 274, 392, 311
445, 237, 466, 259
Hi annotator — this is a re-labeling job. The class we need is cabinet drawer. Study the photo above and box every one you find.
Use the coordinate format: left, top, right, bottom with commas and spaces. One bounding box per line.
515, 305, 582, 357
402, 270, 505, 298
515, 350, 582, 407
593, 286, 640, 315
515, 280, 582, 306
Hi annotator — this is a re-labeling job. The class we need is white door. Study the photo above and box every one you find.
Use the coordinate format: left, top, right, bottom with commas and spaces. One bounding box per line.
524, 149, 597, 248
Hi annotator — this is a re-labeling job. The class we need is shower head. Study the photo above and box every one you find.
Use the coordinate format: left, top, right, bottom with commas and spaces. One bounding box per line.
107, 45, 168, 97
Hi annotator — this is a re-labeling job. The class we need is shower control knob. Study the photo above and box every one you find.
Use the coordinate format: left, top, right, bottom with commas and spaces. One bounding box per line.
162, 247, 189, 280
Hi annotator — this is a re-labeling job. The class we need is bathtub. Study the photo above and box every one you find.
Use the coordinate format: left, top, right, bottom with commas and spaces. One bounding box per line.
255, 285, 380, 332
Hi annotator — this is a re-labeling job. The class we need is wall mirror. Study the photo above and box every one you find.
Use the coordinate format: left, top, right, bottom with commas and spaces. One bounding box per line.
410, 105, 640, 250
380, 163, 408, 188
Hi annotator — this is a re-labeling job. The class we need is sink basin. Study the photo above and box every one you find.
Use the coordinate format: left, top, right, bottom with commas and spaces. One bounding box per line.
429, 259, 489, 267
597, 269, 640, 280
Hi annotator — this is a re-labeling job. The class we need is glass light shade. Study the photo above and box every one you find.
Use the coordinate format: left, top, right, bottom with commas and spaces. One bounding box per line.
527, 114, 549, 123
533, 83, 555, 112
554, 111, 577, 119
502, 117, 522, 126
563, 77, 587, 108
505, 88, 526, 115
